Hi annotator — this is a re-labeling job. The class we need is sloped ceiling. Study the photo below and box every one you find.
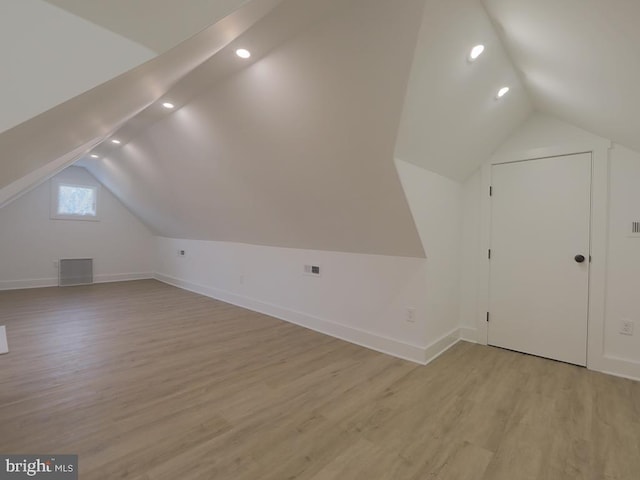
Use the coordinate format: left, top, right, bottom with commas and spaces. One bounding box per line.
483, 0, 640, 154
83, 0, 427, 257
0, 0, 155, 135
10, 0, 639, 258
395, 0, 532, 181
0, 0, 283, 203
43, 0, 251, 54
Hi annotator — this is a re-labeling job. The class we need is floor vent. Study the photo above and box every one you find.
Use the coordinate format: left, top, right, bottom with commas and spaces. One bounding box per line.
59, 258, 94, 286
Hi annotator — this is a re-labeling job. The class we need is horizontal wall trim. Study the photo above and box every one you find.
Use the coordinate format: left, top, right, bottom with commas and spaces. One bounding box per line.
424, 329, 463, 365
0, 273, 152, 291
0, 278, 56, 290
466, 330, 639, 382
94, 273, 153, 284
154, 272, 463, 365
599, 354, 640, 382
454, 327, 640, 381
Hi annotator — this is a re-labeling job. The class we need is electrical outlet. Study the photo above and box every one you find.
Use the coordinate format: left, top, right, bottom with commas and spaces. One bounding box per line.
177, 250, 186, 257
620, 319, 634, 336
406, 308, 416, 323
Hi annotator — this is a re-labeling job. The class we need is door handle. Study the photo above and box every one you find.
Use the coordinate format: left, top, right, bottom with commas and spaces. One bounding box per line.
574, 254, 586, 263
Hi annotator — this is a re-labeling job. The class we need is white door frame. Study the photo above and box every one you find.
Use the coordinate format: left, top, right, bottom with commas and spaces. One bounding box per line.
476, 139, 611, 373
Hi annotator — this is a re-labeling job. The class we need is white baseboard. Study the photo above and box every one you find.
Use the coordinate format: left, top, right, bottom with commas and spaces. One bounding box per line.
154, 272, 463, 365
0, 278, 58, 290
0, 273, 152, 291
459, 326, 478, 343
94, 273, 153, 284
598, 355, 640, 382
463, 328, 639, 382
424, 328, 463, 364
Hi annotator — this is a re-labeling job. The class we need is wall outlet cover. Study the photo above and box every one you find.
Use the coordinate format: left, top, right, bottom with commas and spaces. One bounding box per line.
406, 308, 416, 323
620, 319, 634, 336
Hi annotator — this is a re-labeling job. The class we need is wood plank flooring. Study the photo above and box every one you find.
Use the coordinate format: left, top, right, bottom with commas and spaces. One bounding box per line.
0, 280, 639, 479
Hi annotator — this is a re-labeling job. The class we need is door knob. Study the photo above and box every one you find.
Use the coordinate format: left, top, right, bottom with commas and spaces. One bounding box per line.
574, 255, 586, 263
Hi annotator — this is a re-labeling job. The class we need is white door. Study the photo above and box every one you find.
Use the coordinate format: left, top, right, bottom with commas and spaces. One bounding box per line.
488, 153, 591, 366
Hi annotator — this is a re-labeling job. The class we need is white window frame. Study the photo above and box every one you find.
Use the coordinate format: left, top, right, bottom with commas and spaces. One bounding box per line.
50, 180, 100, 221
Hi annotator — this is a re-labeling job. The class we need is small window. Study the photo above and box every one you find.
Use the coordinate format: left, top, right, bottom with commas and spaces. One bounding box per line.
51, 182, 99, 221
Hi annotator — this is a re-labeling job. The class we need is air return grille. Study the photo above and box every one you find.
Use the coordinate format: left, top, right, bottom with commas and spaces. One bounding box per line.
59, 258, 93, 286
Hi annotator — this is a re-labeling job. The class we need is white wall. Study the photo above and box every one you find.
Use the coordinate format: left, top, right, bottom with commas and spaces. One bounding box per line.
460, 112, 640, 379
459, 169, 482, 336
154, 237, 461, 364
0, 0, 154, 134
606, 144, 640, 364
395, 160, 464, 341
0, 166, 153, 289
491, 112, 607, 155
151, 160, 466, 364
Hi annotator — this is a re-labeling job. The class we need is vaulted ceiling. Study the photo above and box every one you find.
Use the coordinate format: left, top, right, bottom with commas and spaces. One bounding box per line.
82, 0, 428, 257
0, 0, 284, 205
0, 0, 155, 135
43, 0, 250, 54
2, 0, 640, 257
395, 0, 532, 180
482, 0, 640, 154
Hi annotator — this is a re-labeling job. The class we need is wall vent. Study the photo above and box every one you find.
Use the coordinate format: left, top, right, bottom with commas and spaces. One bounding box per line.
630, 221, 640, 238
303, 265, 321, 276
59, 258, 94, 286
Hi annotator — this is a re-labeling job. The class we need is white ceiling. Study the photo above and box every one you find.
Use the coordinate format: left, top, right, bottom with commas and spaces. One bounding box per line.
395, 0, 532, 181
4, 0, 640, 257
13, 0, 640, 189
0, 0, 283, 196
43, 0, 251, 53
483, 0, 640, 154
0, 0, 155, 135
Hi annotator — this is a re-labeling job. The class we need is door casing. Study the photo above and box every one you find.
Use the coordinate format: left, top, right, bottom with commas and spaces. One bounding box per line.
476, 140, 610, 374
487, 153, 592, 366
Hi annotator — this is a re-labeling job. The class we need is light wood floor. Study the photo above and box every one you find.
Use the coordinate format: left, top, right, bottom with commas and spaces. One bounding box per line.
1, 280, 639, 479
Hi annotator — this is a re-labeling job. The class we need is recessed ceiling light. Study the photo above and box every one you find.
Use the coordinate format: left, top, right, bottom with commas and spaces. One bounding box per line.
162, 102, 175, 109
111, 139, 121, 145
235, 48, 251, 59
497, 86, 510, 99
469, 44, 485, 62
90, 154, 99, 159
